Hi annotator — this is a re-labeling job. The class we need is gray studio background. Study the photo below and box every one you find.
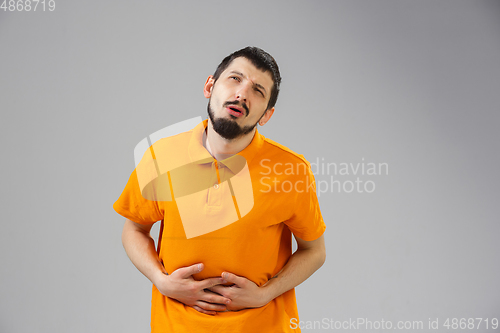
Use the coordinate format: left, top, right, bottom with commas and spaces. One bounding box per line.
1, 1, 499, 332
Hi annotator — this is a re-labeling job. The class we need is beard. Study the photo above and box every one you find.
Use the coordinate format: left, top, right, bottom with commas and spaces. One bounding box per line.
207, 100, 259, 140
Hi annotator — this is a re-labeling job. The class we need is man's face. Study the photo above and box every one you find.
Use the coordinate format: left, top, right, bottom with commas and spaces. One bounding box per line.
205, 57, 275, 140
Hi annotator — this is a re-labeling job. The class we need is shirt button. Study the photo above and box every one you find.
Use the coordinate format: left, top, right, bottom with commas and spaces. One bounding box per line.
214, 184, 219, 189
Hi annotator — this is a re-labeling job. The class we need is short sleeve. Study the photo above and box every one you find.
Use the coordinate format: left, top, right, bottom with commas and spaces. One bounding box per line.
284, 163, 326, 241
113, 168, 164, 225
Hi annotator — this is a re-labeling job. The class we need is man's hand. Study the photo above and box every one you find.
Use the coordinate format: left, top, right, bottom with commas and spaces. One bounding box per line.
207, 272, 270, 311
208, 235, 326, 312
154, 263, 231, 315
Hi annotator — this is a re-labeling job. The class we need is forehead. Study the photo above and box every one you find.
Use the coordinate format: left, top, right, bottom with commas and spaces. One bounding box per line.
223, 57, 274, 91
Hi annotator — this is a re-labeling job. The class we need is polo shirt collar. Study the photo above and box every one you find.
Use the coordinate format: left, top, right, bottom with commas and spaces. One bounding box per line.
188, 119, 264, 173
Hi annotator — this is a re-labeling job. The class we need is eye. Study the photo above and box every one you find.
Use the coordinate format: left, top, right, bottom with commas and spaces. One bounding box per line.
255, 88, 264, 97
230, 76, 241, 82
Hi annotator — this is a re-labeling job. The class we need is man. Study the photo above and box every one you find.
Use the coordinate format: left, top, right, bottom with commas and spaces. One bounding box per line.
114, 46, 326, 332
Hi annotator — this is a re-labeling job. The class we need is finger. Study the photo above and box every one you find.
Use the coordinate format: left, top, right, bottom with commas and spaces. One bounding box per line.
207, 285, 227, 296
192, 305, 216, 316
174, 263, 203, 279
221, 272, 245, 287
204, 288, 225, 297
196, 300, 227, 312
198, 277, 226, 290
200, 288, 231, 305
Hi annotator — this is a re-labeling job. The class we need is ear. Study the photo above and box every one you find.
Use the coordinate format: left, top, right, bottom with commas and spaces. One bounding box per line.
258, 107, 275, 126
204, 75, 214, 98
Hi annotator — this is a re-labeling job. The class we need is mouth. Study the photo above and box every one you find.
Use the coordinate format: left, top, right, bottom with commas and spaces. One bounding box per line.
226, 105, 245, 118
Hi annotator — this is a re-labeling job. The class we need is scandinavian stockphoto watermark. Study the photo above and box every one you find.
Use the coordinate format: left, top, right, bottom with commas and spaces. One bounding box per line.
134, 117, 254, 239
1, 0, 56, 11
290, 317, 499, 331
260, 157, 389, 196
133, 117, 390, 238
290, 317, 424, 331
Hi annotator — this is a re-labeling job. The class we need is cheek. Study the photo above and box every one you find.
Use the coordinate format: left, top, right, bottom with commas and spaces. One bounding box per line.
213, 89, 229, 105
210, 92, 222, 107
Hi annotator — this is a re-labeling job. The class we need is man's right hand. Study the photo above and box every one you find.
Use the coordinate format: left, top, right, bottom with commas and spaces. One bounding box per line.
153, 263, 230, 315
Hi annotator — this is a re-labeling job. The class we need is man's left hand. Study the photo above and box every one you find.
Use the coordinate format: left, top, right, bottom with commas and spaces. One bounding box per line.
207, 272, 270, 311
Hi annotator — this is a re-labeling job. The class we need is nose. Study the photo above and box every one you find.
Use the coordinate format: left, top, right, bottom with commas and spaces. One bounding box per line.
235, 91, 247, 102
235, 83, 250, 102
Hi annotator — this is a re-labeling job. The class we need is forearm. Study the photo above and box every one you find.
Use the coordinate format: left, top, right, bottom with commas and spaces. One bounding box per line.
261, 244, 326, 302
121, 220, 230, 315
121, 220, 166, 286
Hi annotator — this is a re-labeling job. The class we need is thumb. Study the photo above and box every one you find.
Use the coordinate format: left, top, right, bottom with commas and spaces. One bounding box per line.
221, 272, 244, 286
175, 263, 203, 279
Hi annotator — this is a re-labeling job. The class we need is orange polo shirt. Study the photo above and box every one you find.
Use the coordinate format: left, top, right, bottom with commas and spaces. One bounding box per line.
114, 119, 326, 333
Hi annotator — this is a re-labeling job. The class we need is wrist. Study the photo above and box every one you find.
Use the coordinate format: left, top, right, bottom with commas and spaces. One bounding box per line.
152, 269, 170, 293
259, 283, 276, 306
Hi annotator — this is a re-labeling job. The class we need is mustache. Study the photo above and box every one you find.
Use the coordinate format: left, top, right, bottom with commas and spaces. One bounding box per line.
224, 100, 249, 116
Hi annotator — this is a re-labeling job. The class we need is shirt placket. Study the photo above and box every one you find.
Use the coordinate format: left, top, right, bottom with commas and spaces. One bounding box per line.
207, 159, 223, 207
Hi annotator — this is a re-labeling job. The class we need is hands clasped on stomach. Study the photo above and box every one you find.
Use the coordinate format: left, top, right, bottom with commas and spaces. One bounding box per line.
154, 263, 269, 315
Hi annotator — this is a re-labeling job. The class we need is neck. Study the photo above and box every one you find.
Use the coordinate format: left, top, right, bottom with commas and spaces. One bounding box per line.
204, 118, 256, 160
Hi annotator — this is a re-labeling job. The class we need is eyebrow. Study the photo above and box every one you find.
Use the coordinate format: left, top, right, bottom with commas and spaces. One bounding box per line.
229, 71, 267, 96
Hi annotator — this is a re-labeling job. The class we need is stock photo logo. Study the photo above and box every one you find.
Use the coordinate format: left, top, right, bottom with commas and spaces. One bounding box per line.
134, 117, 254, 239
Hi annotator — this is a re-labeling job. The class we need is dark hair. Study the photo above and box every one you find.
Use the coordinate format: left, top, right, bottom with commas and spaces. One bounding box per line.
212, 46, 281, 110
